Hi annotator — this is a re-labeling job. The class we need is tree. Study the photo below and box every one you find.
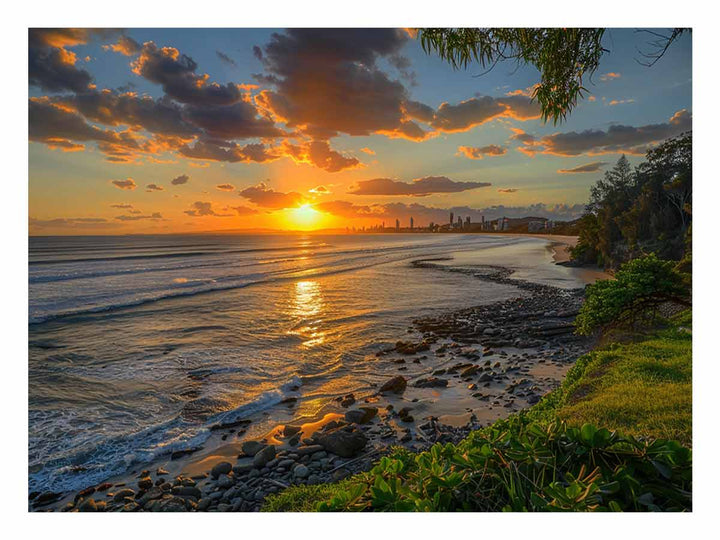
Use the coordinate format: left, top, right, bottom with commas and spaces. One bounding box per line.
417, 28, 688, 124
575, 254, 690, 335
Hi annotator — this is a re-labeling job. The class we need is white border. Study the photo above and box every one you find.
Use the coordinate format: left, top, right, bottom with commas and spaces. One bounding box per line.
4, 1, 719, 538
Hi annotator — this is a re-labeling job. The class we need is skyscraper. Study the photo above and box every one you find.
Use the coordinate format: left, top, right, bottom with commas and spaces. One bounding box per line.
410, 217, 414, 230
395, 218, 400, 231
449, 212, 454, 226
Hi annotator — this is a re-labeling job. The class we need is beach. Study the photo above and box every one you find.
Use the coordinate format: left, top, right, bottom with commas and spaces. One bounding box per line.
29, 233, 605, 511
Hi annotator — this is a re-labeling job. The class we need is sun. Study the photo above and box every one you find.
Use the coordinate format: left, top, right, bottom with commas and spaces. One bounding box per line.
286, 203, 326, 230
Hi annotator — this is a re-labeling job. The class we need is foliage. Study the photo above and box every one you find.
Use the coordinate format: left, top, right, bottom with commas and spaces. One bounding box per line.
575, 254, 690, 335
572, 133, 692, 268
417, 29, 687, 125
311, 419, 690, 512
263, 311, 692, 512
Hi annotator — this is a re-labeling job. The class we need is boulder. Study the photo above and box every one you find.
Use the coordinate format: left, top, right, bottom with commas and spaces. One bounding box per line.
344, 406, 378, 425
378, 376, 407, 394
316, 427, 368, 458
252, 445, 276, 469
211, 461, 233, 479
293, 464, 310, 479
241, 441, 267, 457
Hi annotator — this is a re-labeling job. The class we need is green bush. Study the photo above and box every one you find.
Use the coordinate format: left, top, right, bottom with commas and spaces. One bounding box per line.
575, 253, 690, 335
310, 419, 691, 512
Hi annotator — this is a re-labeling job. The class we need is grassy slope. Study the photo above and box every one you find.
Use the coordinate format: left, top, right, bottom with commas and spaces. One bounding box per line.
263, 310, 692, 511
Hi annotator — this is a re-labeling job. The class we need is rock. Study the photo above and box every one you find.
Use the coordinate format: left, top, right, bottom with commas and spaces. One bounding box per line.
96, 482, 112, 492
340, 394, 356, 407
241, 441, 267, 457
478, 372, 493, 382
211, 461, 233, 479
78, 497, 97, 512
233, 462, 254, 475
216, 474, 234, 489
156, 467, 169, 476
460, 365, 480, 377
74, 486, 96, 503
33, 491, 61, 507
293, 464, 310, 479
283, 425, 302, 438
138, 486, 164, 505
413, 377, 449, 388
295, 444, 324, 456
344, 406, 378, 425
152, 496, 187, 512
138, 476, 153, 490
378, 375, 407, 394
253, 445, 276, 468
113, 488, 135, 503
316, 427, 368, 458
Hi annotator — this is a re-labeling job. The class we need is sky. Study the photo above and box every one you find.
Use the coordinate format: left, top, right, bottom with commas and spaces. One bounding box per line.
28, 28, 692, 235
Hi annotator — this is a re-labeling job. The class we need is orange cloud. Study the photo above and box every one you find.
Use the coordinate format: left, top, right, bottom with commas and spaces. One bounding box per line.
456, 145, 507, 160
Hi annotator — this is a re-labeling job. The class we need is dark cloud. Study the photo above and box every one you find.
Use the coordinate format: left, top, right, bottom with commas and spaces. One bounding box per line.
132, 42, 244, 105
184, 201, 233, 217
216, 183, 235, 191
520, 110, 692, 156
145, 183, 164, 192
180, 141, 281, 163
254, 29, 413, 138
557, 161, 608, 174
497, 188, 519, 193
171, 174, 190, 185
282, 141, 361, 173
238, 182, 303, 209
29, 216, 115, 230
110, 203, 134, 209
348, 176, 492, 197
216, 50, 237, 66
115, 212, 163, 221
430, 96, 540, 133
183, 100, 285, 139
309, 185, 330, 194
457, 145, 507, 160
63, 90, 199, 137
111, 178, 137, 190
104, 35, 141, 56
229, 205, 259, 216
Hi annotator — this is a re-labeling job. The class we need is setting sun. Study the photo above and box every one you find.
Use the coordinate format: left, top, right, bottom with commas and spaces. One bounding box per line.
286, 203, 328, 230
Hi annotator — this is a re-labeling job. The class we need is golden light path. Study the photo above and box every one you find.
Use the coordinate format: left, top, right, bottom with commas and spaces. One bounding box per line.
288, 280, 326, 347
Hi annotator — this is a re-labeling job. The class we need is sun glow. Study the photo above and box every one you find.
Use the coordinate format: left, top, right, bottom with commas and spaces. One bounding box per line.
286, 203, 327, 230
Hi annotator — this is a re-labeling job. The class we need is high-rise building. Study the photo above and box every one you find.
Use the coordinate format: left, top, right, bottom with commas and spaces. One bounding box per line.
410, 217, 414, 230
465, 216, 471, 228
395, 218, 400, 231
449, 212, 454, 226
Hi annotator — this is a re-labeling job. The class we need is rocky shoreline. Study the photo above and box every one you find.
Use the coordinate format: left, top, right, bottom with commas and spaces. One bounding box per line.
30, 260, 595, 512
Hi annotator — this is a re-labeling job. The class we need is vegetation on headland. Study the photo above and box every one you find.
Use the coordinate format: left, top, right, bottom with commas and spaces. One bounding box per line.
264, 309, 692, 512
570, 133, 692, 270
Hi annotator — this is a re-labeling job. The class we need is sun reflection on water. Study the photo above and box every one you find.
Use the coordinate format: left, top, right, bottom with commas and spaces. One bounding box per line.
288, 280, 326, 347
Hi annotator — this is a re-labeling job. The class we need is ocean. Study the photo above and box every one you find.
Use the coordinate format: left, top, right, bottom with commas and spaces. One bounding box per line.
28, 233, 594, 494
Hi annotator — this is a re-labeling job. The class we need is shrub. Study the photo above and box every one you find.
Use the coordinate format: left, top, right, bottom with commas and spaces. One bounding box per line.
311, 419, 691, 512
575, 253, 690, 335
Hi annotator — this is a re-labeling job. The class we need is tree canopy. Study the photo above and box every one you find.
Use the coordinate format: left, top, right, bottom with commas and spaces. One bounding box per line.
417, 28, 687, 124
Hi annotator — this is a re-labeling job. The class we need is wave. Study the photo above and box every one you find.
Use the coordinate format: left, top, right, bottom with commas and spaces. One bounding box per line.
28, 374, 303, 495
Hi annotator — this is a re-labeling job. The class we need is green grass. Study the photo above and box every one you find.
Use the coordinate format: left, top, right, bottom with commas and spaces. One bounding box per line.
557, 314, 692, 445
263, 310, 692, 512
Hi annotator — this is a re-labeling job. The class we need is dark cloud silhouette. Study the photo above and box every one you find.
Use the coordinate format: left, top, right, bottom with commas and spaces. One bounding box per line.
132, 42, 244, 105
457, 145, 507, 160
110, 203, 134, 209
254, 29, 415, 139
216, 50, 237, 66
183, 100, 285, 139
184, 201, 233, 217
519, 110, 692, 156
557, 162, 608, 174
171, 174, 190, 185
111, 178, 137, 190
29, 216, 115, 230
216, 183, 235, 191
238, 182, 304, 209
104, 35, 141, 56
497, 188, 519, 193
146, 183, 164, 192
348, 176, 492, 197
180, 141, 281, 163
430, 96, 540, 133
281, 140, 361, 173
229, 205, 259, 216
115, 212, 163, 221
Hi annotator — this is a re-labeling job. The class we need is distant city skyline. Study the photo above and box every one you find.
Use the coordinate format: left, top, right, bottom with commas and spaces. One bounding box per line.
29, 28, 692, 235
